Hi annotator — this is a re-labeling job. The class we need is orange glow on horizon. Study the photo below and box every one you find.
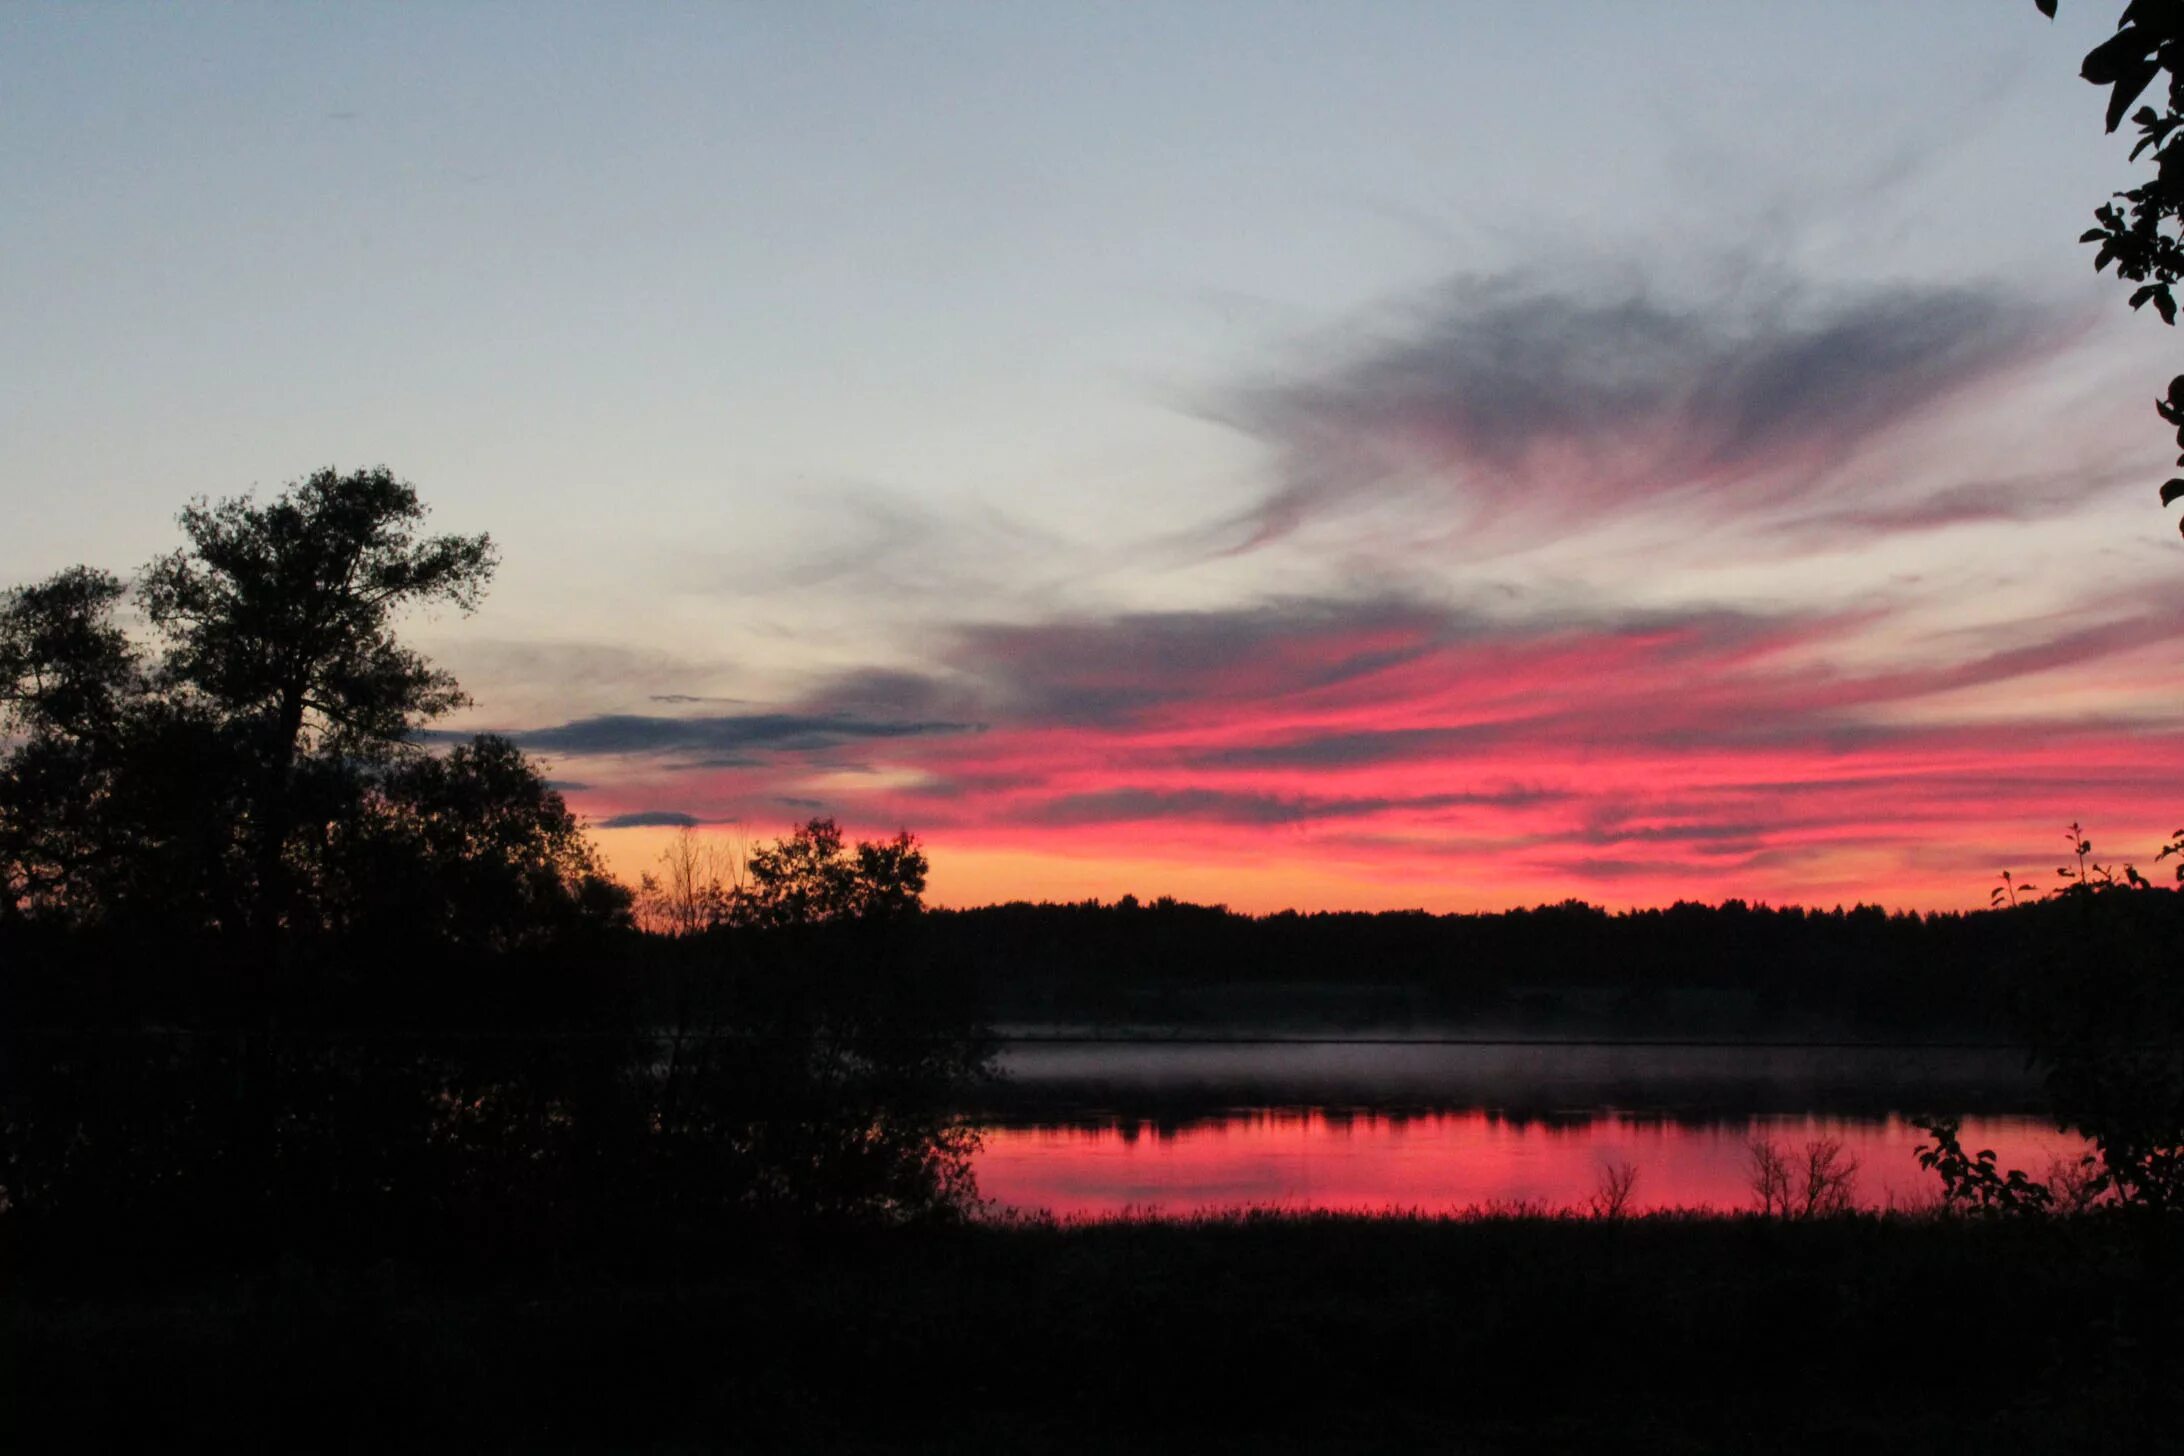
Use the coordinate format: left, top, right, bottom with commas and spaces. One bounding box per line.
588, 821, 2157, 916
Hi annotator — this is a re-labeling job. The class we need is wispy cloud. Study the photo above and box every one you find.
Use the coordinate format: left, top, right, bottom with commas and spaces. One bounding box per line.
1214, 267, 2077, 550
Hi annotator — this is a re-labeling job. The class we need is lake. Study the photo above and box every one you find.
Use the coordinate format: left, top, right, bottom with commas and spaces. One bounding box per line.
969, 1039, 2079, 1218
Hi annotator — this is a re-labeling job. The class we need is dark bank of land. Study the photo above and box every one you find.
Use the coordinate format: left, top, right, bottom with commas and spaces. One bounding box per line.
12, 887, 2184, 1450
13, 1210, 2176, 1453
17, 890, 2176, 1450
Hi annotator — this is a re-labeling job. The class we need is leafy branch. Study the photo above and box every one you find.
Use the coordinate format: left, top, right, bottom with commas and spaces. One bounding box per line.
2039, 2, 2184, 530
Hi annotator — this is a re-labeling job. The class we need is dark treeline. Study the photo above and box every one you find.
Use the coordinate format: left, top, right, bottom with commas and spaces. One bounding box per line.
925, 892, 2184, 1038
18, 890, 2123, 1040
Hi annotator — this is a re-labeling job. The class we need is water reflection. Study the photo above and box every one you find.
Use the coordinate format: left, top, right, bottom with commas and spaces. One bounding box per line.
974, 1109, 2078, 1218
972, 1040, 2070, 1217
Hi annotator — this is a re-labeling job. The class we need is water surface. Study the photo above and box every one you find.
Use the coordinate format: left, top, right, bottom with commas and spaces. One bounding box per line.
971, 1040, 2073, 1217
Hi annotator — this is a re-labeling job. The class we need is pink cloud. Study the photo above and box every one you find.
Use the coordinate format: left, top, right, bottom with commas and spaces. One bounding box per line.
547, 594, 2184, 911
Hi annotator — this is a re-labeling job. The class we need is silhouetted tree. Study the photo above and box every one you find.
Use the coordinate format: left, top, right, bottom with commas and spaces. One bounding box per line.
0, 468, 584, 948
137, 467, 495, 931
634, 817, 984, 1223
1746, 1136, 1859, 1219
1, 567, 143, 918
0, 567, 250, 929
736, 816, 928, 927
635, 824, 744, 936
0, 566, 137, 738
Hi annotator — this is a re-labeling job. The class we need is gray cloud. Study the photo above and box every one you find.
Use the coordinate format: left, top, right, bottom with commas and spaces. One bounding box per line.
947, 596, 1484, 726
1782, 452, 2150, 547
596, 810, 702, 829
506, 710, 980, 761
1220, 269, 2070, 546
810, 667, 975, 720
1017, 785, 1568, 828
1802, 478, 2075, 540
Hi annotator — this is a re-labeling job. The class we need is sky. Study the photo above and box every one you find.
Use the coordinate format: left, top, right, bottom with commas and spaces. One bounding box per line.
6, 2, 2184, 913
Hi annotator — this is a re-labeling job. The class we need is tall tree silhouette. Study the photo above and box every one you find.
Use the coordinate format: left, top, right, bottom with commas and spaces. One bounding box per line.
0, 468, 597, 946
136, 467, 495, 932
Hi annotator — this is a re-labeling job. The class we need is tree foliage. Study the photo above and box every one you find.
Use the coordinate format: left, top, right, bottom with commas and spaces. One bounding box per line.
0, 568, 249, 927
0, 566, 138, 742
740, 817, 928, 927
636, 817, 930, 934
323, 734, 627, 953
1980, 821, 2184, 1215
2039, 2, 2184, 529
134, 467, 499, 931
0, 468, 616, 942
137, 467, 494, 768
1914, 1117, 2062, 1216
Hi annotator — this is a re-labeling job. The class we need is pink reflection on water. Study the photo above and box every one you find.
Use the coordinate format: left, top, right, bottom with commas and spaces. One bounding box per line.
974, 1110, 2083, 1218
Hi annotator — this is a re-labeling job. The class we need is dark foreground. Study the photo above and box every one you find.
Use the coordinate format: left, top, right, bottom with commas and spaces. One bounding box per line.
11, 1211, 2177, 1453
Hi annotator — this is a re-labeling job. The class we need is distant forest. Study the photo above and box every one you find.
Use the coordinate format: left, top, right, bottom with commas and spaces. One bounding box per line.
923, 893, 2184, 1037
14, 889, 2161, 1041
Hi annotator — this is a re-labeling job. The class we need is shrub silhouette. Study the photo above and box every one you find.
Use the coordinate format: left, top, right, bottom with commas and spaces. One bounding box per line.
1747, 1136, 1858, 1218
1587, 1160, 1639, 1219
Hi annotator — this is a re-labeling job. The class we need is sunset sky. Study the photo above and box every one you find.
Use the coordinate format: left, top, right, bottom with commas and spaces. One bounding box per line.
8, 3, 2184, 912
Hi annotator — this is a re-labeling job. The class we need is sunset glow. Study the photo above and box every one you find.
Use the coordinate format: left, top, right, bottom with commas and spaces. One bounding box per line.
8, 3, 2179, 912
580, 592, 2184, 911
